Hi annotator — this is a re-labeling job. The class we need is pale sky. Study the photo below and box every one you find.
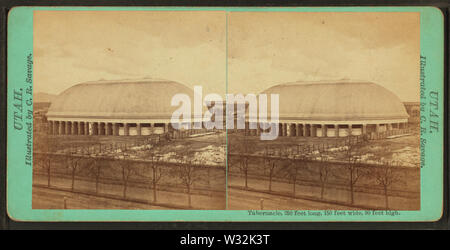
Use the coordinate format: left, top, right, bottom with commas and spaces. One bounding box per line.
228, 12, 420, 101
34, 11, 420, 101
34, 11, 227, 96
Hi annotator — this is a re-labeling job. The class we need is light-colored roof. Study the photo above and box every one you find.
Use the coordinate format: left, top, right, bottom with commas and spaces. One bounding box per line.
261, 81, 409, 121
47, 79, 194, 119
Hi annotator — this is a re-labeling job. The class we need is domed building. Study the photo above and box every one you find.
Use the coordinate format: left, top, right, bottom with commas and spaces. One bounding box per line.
246, 81, 409, 137
46, 78, 197, 136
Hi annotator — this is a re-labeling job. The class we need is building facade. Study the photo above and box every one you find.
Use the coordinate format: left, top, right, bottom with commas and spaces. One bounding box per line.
46, 78, 199, 137
241, 81, 409, 137
47, 79, 409, 138
403, 102, 420, 125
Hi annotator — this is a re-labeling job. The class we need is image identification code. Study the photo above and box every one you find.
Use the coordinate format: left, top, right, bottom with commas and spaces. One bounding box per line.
180, 234, 270, 247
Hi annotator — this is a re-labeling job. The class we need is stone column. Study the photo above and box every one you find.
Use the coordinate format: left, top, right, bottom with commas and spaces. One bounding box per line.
105, 123, 111, 135
376, 124, 380, 133
60, 122, 65, 135
387, 124, 393, 131
362, 124, 367, 134
310, 124, 315, 137
322, 124, 327, 138
96, 122, 100, 135
289, 123, 295, 136
348, 124, 352, 136
94, 122, 98, 135
85, 122, 90, 135
65, 122, 70, 135
97, 123, 102, 135
283, 123, 288, 137
150, 123, 154, 134
90, 123, 94, 135
137, 123, 141, 136
54, 121, 59, 135
112, 123, 118, 136
124, 123, 129, 136
80, 122, 84, 135
335, 124, 339, 137
303, 124, 307, 137
48, 121, 53, 135
72, 122, 78, 135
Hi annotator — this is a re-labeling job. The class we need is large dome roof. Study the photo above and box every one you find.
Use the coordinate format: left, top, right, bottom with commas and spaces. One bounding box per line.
47, 78, 194, 119
261, 81, 409, 121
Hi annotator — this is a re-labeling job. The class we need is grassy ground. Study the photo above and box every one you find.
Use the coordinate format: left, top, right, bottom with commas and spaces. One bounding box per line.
33, 126, 420, 210
227, 133, 420, 210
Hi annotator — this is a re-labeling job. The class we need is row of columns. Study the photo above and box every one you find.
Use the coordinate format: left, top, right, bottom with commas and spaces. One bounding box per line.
48, 121, 170, 136
48, 120, 408, 137
242, 122, 408, 137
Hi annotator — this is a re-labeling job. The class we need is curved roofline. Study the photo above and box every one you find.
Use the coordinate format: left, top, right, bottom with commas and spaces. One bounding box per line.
57, 77, 193, 96
81, 77, 173, 85
263, 80, 378, 92
259, 80, 409, 120
49, 77, 197, 116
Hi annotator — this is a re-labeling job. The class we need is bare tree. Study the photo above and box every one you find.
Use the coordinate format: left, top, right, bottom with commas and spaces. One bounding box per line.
370, 161, 403, 209
318, 156, 331, 200
36, 131, 56, 187
117, 157, 135, 199
38, 154, 52, 187
147, 147, 164, 203
342, 138, 367, 205
287, 158, 300, 197
139, 142, 171, 203
263, 148, 277, 192
67, 154, 82, 192
230, 135, 252, 189
87, 157, 103, 194
283, 156, 310, 197
239, 156, 250, 189
178, 160, 198, 208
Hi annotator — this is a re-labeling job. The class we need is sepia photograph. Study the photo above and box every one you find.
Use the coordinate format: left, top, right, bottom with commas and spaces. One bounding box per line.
32, 11, 228, 210
226, 12, 421, 211
32, 10, 420, 211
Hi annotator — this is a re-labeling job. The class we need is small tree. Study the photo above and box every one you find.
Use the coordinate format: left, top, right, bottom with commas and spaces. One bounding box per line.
342, 138, 367, 205
39, 154, 52, 187
142, 142, 170, 203
178, 160, 198, 208
87, 158, 103, 194
67, 154, 82, 192
287, 158, 300, 197
370, 161, 403, 209
283, 155, 310, 197
231, 135, 252, 189
117, 156, 135, 199
263, 148, 277, 192
148, 149, 164, 203
239, 156, 250, 189
318, 156, 331, 200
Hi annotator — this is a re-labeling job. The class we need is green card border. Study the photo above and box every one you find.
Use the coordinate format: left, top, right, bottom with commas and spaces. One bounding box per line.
6, 6, 444, 222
